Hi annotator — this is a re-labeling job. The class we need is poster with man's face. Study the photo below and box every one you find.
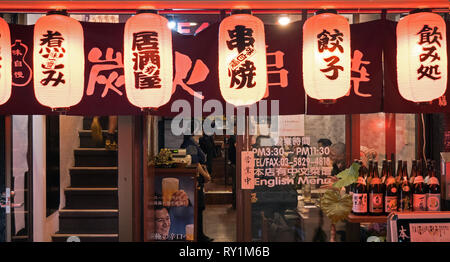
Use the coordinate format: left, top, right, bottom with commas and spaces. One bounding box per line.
152, 175, 196, 241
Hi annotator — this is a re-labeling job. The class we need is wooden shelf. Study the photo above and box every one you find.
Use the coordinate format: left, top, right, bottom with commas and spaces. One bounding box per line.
347, 214, 388, 223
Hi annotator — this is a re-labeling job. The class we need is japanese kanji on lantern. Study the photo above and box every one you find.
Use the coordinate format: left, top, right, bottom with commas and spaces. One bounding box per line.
302, 13, 351, 101
0, 17, 11, 105
33, 13, 84, 109
219, 14, 267, 106
397, 12, 447, 103
124, 12, 173, 109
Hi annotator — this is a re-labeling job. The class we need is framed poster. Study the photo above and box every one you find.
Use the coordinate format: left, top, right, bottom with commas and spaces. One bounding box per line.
146, 167, 198, 242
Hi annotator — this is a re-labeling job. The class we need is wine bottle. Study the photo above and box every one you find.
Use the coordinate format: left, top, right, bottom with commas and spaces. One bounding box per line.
352, 162, 368, 215
409, 160, 417, 185
367, 160, 374, 191
424, 159, 432, 184
395, 160, 403, 185
381, 160, 388, 184
398, 161, 412, 212
369, 162, 384, 215
413, 160, 427, 212
426, 160, 441, 211
350, 159, 359, 192
384, 161, 398, 214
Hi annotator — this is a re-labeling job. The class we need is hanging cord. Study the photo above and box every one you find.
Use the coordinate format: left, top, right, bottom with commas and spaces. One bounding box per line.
420, 113, 427, 167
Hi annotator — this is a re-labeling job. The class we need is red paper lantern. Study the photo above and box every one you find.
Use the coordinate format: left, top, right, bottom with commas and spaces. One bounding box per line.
0, 17, 11, 105
33, 14, 84, 109
219, 14, 267, 106
397, 12, 447, 102
124, 12, 173, 109
302, 13, 351, 101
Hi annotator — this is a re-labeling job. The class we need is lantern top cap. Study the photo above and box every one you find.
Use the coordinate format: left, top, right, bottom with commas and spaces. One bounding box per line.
315, 9, 338, 15
46, 9, 68, 16
410, 8, 432, 14
231, 9, 252, 15
136, 10, 159, 14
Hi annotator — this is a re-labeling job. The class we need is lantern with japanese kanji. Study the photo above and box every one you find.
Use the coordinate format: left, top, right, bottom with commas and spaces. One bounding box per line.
124, 12, 173, 109
0, 17, 11, 105
397, 12, 447, 103
302, 13, 351, 101
219, 14, 267, 106
33, 14, 84, 109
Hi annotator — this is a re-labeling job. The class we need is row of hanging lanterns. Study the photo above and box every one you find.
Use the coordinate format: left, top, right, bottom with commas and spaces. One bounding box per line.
0, 10, 447, 109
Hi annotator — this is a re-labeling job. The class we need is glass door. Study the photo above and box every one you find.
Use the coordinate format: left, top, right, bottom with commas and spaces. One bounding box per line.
0, 116, 33, 242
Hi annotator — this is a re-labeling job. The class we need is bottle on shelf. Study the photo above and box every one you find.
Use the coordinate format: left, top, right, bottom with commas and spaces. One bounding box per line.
369, 161, 384, 215
387, 160, 393, 182
426, 160, 441, 212
352, 161, 368, 215
349, 159, 360, 193
360, 160, 368, 181
395, 160, 403, 185
398, 161, 412, 212
424, 159, 432, 184
413, 160, 427, 212
384, 161, 398, 214
381, 160, 388, 184
367, 160, 374, 191
409, 160, 417, 185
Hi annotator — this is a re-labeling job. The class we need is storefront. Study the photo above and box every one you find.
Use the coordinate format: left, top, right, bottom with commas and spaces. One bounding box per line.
0, 0, 449, 243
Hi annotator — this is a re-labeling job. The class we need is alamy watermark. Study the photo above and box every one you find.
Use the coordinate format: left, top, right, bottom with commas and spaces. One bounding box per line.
170, 93, 280, 137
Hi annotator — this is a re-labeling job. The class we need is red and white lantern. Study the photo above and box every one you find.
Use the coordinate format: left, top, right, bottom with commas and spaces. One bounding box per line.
0, 17, 11, 105
124, 12, 173, 109
219, 14, 267, 106
397, 12, 447, 102
302, 13, 351, 101
33, 14, 84, 109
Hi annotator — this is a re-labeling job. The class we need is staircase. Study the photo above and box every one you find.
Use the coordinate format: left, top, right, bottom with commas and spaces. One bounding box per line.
52, 117, 119, 242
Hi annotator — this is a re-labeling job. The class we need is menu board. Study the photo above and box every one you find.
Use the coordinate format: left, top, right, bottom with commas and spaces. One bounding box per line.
387, 212, 450, 242
409, 223, 450, 242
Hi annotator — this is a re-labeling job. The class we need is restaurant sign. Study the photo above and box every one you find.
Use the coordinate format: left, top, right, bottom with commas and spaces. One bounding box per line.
0, 15, 448, 116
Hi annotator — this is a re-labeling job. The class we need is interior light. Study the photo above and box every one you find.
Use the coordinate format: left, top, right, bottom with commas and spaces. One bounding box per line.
168, 21, 176, 29
278, 16, 291, 26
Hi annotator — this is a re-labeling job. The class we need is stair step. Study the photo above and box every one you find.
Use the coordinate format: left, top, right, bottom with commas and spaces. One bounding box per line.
58, 209, 118, 234
74, 148, 117, 167
52, 233, 119, 242
65, 188, 118, 209
69, 167, 118, 188
205, 191, 233, 205
79, 130, 109, 148
83, 116, 109, 131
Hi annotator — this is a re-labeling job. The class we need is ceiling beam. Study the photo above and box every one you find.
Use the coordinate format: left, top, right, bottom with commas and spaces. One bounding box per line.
0, 1, 447, 13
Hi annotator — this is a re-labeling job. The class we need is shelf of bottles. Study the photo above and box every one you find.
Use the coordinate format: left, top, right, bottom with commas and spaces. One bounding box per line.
349, 159, 441, 223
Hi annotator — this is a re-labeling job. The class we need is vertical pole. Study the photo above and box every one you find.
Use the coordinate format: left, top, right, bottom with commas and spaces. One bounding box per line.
118, 116, 134, 242
236, 112, 252, 242
133, 115, 144, 241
